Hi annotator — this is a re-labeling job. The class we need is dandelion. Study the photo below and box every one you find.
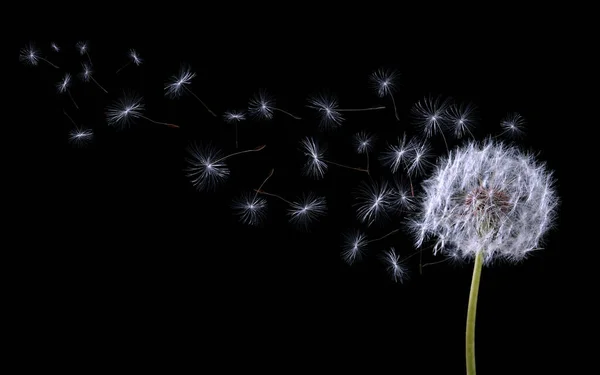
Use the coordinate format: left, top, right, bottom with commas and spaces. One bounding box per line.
341, 228, 399, 265
223, 110, 246, 149
370, 68, 401, 121
300, 136, 368, 180
306, 92, 385, 130
116, 49, 143, 74
165, 64, 216, 117
248, 89, 301, 120
64, 110, 93, 147
105, 91, 180, 129
50, 42, 60, 52
76, 40, 93, 65
19, 43, 59, 69
185, 142, 266, 192
56, 73, 78, 110
80, 63, 108, 94
410, 139, 559, 375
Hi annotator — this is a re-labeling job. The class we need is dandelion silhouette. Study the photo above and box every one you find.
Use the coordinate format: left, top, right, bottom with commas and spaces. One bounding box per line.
306, 92, 385, 130
56, 73, 79, 110
165, 65, 217, 117
410, 139, 559, 375
116, 49, 143, 74
19, 43, 59, 69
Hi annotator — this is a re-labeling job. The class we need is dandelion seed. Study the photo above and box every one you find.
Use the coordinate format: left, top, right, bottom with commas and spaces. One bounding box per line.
19, 43, 59, 69
300, 136, 368, 179
56, 73, 79, 110
105, 91, 180, 129
223, 110, 246, 149
248, 89, 301, 120
354, 131, 377, 173
497, 112, 526, 138
411, 95, 451, 152
232, 169, 273, 226
381, 248, 408, 283
64, 110, 93, 147
50, 42, 60, 52
76, 40, 93, 65
287, 192, 327, 231
341, 228, 400, 265
447, 102, 478, 139
165, 64, 216, 117
307, 92, 385, 130
116, 49, 143, 74
80, 63, 108, 94
185, 142, 266, 192
370, 68, 400, 121
354, 179, 394, 226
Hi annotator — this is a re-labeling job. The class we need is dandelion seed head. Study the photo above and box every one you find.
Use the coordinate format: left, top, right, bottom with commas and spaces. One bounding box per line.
232, 192, 268, 226
341, 230, 368, 265
105, 92, 145, 128
411, 139, 559, 263
248, 90, 275, 120
184, 142, 230, 192
300, 136, 328, 179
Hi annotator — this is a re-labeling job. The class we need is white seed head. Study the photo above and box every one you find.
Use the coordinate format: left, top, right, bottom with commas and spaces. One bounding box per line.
411, 139, 559, 263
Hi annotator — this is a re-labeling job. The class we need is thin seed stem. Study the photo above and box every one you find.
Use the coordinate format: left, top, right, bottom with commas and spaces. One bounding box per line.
337, 106, 386, 112
67, 90, 79, 110
273, 107, 301, 120
253, 169, 275, 202
390, 94, 400, 121
116, 62, 130, 74
91, 76, 108, 94
366, 153, 370, 175
254, 189, 293, 206
235, 123, 238, 149
422, 258, 450, 268
139, 115, 179, 128
365, 229, 399, 244
324, 159, 369, 173
214, 145, 266, 165
41, 57, 59, 69
183, 86, 216, 117
466, 250, 484, 375
63, 110, 77, 127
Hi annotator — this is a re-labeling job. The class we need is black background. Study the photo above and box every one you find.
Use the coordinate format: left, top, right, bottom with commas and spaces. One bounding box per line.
13, 11, 571, 374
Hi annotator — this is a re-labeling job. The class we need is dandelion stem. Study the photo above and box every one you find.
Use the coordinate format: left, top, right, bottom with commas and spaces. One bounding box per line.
63, 110, 77, 127
273, 107, 301, 120
139, 115, 179, 129
254, 189, 293, 206
91, 76, 108, 94
235, 123, 239, 149
337, 106, 386, 112
183, 86, 217, 117
440, 129, 449, 154
253, 169, 274, 202
41, 57, 59, 69
67, 90, 79, 110
116, 62, 130, 74
86, 52, 93, 66
215, 145, 266, 164
366, 153, 370, 175
389, 94, 400, 121
466, 250, 484, 375
365, 229, 399, 244
324, 159, 369, 173
422, 258, 450, 268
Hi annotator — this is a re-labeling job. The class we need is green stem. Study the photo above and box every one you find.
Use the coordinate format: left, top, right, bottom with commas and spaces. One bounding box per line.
466, 250, 484, 375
